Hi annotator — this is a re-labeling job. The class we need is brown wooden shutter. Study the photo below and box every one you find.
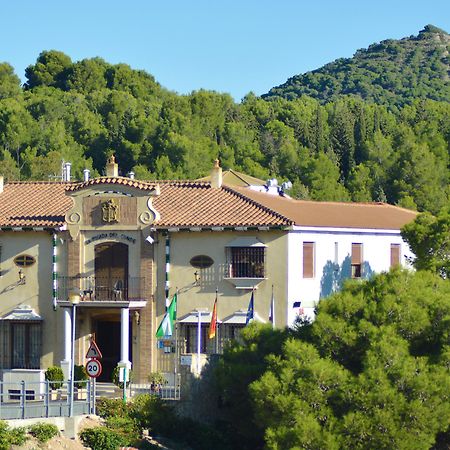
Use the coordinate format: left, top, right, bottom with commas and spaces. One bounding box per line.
351, 243, 362, 264
390, 244, 400, 267
303, 242, 314, 278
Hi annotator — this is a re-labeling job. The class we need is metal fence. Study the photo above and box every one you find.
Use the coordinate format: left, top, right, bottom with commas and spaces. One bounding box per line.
0, 380, 93, 420
0, 379, 180, 420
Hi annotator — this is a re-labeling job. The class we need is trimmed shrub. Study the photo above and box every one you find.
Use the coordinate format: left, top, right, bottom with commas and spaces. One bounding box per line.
28, 422, 58, 443
79, 427, 128, 450
45, 366, 64, 390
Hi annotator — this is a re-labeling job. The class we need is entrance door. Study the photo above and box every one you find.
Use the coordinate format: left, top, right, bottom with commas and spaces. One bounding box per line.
93, 318, 133, 383
94, 320, 121, 382
94, 243, 128, 300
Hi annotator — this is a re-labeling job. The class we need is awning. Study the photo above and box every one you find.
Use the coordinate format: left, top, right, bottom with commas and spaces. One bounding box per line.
178, 311, 212, 324
225, 237, 266, 247
221, 309, 267, 324
1, 305, 42, 321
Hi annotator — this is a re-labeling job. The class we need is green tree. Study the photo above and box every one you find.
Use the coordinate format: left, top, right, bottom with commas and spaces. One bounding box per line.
401, 208, 450, 277
25, 50, 72, 89
0, 63, 21, 99
250, 270, 450, 449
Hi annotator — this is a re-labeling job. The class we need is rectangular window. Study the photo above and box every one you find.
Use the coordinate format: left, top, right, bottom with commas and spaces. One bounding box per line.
303, 242, 315, 278
185, 324, 207, 353
10, 322, 41, 369
390, 244, 401, 267
351, 243, 363, 278
227, 247, 265, 278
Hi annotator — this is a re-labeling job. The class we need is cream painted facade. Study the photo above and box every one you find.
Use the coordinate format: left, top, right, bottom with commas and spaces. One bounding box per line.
0, 231, 59, 370
154, 230, 288, 372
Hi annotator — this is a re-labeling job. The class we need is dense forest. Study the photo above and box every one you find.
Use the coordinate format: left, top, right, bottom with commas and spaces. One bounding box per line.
0, 25, 449, 214
264, 25, 450, 107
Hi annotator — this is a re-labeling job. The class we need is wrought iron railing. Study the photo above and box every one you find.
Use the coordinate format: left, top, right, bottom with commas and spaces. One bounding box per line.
57, 276, 145, 302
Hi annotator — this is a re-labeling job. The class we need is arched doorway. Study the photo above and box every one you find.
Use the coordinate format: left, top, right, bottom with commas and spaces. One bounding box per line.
94, 242, 128, 301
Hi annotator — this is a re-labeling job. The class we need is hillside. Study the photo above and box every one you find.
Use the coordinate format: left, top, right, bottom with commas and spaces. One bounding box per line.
0, 27, 449, 215
263, 25, 450, 107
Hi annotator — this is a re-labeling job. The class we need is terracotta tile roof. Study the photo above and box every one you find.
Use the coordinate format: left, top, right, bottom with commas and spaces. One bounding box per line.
153, 181, 292, 228
231, 187, 418, 230
0, 182, 71, 227
65, 176, 158, 192
0, 178, 417, 230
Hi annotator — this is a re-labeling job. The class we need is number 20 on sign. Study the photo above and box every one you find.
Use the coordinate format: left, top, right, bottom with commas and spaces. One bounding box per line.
85, 359, 102, 378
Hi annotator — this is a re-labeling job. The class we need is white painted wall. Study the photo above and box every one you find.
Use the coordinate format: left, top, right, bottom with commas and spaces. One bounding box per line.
287, 226, 414, 326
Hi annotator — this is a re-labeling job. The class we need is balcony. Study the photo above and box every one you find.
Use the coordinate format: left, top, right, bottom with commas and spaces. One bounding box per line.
57, 276, 147, 306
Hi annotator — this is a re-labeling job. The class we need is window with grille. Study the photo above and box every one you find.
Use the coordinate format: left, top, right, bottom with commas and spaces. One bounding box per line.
0, 321, 42, 369
227, 247, 265, 278
185, 324, 208, 353
303, 242, 315, 278
390, 244, 401, 267
351, 243, 363, 278
10, 322, 42, 369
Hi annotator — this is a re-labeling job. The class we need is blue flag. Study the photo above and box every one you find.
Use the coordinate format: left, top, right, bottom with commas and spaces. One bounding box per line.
246, 291, 254, 325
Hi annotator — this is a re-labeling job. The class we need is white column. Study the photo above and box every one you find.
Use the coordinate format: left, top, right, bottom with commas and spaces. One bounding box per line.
120, 307, 131, 368
60, 308, 72, 380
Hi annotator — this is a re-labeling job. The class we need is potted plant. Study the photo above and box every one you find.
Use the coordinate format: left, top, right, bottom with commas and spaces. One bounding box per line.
44, 366, 64, 400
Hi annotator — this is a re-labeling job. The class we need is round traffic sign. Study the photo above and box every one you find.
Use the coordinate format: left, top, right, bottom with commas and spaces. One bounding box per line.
85, 359, 102, 378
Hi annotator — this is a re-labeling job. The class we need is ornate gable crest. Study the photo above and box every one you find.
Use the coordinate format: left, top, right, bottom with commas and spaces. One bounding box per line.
102, 198, 119, 223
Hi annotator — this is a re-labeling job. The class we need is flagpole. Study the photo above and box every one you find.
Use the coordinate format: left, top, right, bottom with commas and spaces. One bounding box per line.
196, 309, 201, 374
174, 288, 178, 389
216, 288, 219, 354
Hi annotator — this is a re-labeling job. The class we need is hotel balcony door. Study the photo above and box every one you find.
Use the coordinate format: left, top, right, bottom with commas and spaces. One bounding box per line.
94, 242, 128, 301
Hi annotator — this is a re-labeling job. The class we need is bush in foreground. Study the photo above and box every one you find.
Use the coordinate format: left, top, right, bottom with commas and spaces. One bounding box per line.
28, 422, 59, 443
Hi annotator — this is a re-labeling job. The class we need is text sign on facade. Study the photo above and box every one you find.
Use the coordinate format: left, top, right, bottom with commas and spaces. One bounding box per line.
86, 340, 103, 359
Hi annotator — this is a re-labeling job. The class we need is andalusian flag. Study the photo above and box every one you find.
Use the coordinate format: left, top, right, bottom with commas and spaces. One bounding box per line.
156, 293, 177, 338
208, 292, 218, 339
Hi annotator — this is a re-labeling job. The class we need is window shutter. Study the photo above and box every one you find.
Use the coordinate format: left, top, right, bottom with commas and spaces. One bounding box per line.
351, 243, 362, 264
390, 244, 401, 267
303, 242, 315, 278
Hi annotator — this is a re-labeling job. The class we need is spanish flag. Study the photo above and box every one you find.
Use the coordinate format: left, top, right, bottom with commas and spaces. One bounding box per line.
208, 292, 218, 339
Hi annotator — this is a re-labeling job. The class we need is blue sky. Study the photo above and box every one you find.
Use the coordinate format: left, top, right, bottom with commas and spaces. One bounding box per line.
1, 0, 449, 101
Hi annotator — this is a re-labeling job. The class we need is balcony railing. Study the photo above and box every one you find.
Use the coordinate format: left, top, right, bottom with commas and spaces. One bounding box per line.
57, 276, 146, 302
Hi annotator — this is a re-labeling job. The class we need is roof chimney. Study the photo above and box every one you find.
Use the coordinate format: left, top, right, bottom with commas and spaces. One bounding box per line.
83, 169, 90, 182
63, 162, 72, 182
210, 159, 222, 189
0, 176, 3, 194
106, 155, 119, 177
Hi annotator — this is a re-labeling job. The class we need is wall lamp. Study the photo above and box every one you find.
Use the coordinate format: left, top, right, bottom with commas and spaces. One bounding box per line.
134, 311, 141, 326
18, 269, 26, 285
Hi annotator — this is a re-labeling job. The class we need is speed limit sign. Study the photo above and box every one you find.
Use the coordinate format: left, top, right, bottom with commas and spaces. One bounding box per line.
85, 359, 102, 378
